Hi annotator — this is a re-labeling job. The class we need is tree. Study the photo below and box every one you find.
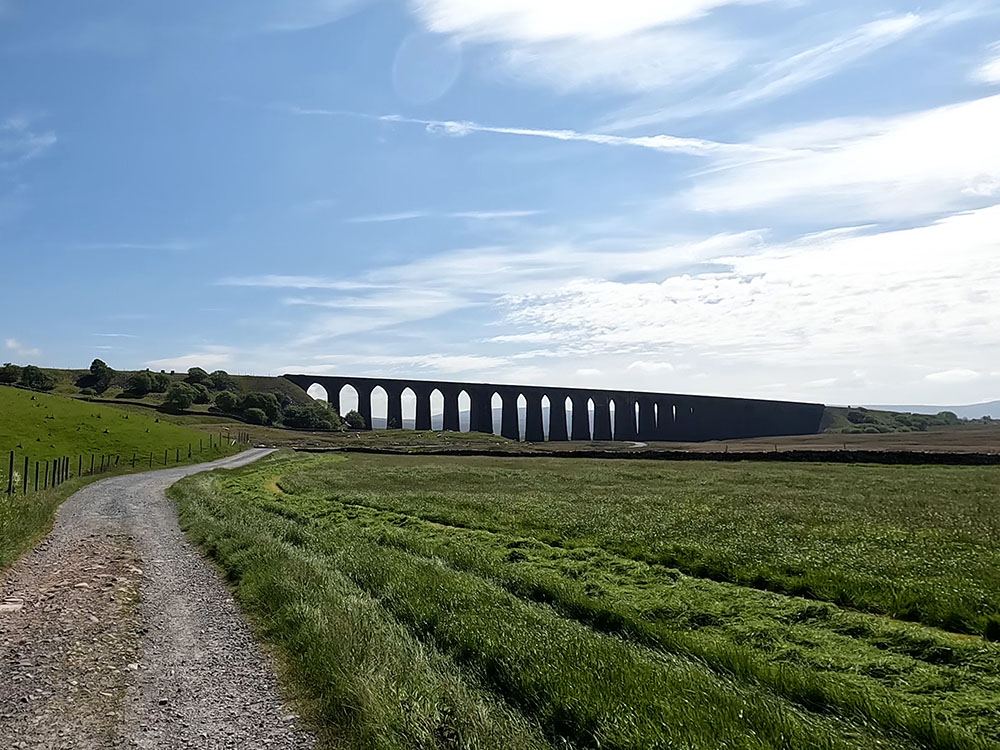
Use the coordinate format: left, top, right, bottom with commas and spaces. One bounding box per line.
150, 372, 171, 393
89, 358, 115, 393
20, 365, 55, 391
208, 370, 236, 391
215, 390, 239, 413
244, 407, 268, 425
344, 410, 366, 429
238, 392, 280, 424
283, 402, 344, 430
0, 362, 21, 384
192, 383, 212, 404
162, 382, 198, 412
125, 371, 155, 396
186, 367, 209, 385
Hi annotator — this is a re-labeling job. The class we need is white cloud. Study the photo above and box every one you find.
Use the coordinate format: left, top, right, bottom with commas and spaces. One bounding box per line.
976, 42, 1000, 83
145, 349, 233, 371
4, 338, 41, 358
576, 368, 602, 377
408, 0, 767, 42
628, 360, 675, 373
687, 94, 1000, 220
92, 333, 138, 338
500, 206, 1000, 371
925, 369, 982, 384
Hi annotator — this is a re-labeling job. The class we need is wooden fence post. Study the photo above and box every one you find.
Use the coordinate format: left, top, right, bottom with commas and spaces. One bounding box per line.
23, 455, 28, 493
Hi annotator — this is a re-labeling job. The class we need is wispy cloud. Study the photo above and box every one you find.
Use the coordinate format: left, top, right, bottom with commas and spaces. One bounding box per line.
346, 209, 541, 223
976, 42, 1000, 83
0, 115, 57, 168
219, 275, 380, 291
91, 333, 138, 338
607, 9, 974, 129
71, 239, 200, 251
287, 105, 787, 159
685, 94, 1000, 220
408, 0, 771, 42
346, 211, 428, 223
4, 338, 41, 358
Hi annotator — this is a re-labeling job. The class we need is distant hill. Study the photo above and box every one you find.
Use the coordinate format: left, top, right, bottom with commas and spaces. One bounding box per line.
867, 401, 1000, 420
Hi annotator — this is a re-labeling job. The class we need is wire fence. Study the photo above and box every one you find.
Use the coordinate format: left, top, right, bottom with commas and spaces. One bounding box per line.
3, 430, 252, 497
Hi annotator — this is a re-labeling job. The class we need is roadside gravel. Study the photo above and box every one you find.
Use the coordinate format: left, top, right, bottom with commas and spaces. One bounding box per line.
0, 448, 315, 749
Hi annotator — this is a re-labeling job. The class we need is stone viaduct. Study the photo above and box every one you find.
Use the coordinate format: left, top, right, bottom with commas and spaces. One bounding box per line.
283, 374, 825, 443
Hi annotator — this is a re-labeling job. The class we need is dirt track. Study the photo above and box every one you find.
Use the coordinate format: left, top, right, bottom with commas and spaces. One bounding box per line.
0, 448, 314, 749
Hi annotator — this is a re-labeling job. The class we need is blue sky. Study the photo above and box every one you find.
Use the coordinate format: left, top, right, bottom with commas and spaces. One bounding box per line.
2, 0, 1000, 406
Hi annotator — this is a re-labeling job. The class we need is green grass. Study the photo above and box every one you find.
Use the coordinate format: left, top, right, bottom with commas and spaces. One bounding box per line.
277, 453, 1000, 638
0, 384, 242, 568
170, 452, 1000, 749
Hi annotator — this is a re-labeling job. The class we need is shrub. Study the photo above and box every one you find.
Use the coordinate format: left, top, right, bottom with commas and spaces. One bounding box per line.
344, 410, 366, 429
238, 392, 280, 424
215, 390, 239, 413
162, 382, 198, 412
125, 371, 155, 396
208, 370, 237, 391
89, 358, 114, 393
244, 407, 268, 425
79, 387, 97, 396
192, 383, 212, 404
186, 367, 209, 385
0, 362, 21, 384
283, 402, 345, 430
150, 372, 172, 393
20, 365, 55, 391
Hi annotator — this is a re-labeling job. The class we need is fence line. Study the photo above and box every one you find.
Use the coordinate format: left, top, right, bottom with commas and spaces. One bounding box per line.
2, 430, 252, 497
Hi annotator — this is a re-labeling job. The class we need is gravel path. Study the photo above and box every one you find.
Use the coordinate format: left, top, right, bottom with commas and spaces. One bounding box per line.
0, 448, 315, 749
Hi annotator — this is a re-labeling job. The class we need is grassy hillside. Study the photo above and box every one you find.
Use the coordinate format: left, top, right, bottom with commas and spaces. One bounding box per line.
821, 405, 976, 433
26, 365, 313, 408
0, 385, 243, 569
0, 385, 236, 463
171, 452, 1000, 749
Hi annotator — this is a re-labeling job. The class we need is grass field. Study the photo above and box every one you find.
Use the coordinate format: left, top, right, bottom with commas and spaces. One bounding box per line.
170, 451, 1000, 749
0, 384, 243, 569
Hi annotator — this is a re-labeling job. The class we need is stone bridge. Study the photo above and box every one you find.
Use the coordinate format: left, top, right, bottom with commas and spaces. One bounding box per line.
284, 374, 824, 443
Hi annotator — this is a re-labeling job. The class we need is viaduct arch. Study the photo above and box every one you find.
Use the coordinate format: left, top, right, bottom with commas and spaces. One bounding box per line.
284, 374, 825, 443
